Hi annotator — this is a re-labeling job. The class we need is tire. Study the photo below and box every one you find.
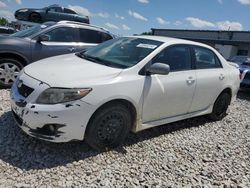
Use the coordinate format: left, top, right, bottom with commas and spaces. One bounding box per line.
85, 103, 132, 151
0, 58, 23, 89
208, 92, 231, 121
29, 13, 41, 23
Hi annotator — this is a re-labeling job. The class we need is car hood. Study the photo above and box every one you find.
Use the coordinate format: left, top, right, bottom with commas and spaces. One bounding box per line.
0, 35, 29, 46
24, 54, 123, 88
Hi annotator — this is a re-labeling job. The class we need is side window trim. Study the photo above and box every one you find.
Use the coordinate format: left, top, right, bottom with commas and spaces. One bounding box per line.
139, 44, 194, 75
191, 45, 223, 69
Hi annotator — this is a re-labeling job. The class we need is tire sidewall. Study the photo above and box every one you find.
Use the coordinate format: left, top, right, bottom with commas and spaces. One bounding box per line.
210, 92, 231, 121
0, 58, 23, 88
85, 104, 132, 151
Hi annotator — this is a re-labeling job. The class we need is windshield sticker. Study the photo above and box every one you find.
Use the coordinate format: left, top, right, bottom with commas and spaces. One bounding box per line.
136, 43, 157, 49
41, 25, 47, 29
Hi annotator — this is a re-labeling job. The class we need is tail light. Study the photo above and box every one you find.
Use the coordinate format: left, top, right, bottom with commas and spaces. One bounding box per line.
239, 72, 243, 80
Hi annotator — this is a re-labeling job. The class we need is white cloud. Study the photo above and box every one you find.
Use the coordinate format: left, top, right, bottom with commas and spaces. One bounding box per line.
128, 10, 148, 21
186, 17, 215, 28
105, 22, 120, 30
0, 1, 7, 8
0, 10, 14, 21
122, 24, 131, 30
138, 0, 149, 3
174, 21, 182, 26
156, 17, 169, 25
115, 13, 125, 20
68, 5, 91, 16
15, 0, 21, 5
97, 12, 109, 18
217, 21, 243, 30
238, 0, 250, 4
217, 0, 223, 4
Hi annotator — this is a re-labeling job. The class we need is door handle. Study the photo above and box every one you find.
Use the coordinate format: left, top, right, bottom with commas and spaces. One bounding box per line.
69, 47, 75, 52
219, 74, 225, 80
186, 76, 195, 85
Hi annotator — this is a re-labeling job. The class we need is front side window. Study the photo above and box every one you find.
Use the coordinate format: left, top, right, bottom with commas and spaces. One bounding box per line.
79, 37, 163, 69
194, 47, 222, 69
44, 27, 76, 42
48, 7, 62, 12
152, 45, 192, 72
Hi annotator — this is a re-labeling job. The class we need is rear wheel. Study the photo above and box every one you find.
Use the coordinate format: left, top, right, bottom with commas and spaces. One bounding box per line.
208, 92, 231, 121
85, 103, 132, 151
0, 58, 23, 88
29, 13, 41, 23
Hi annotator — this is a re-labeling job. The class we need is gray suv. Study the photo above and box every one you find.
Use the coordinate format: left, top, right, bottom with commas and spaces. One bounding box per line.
0, 21, 114, 88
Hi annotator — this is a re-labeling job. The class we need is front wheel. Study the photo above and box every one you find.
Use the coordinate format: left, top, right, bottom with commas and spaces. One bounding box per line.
85, 103, 132, 151
208, 92, 231, 121
0, 58, 23, 88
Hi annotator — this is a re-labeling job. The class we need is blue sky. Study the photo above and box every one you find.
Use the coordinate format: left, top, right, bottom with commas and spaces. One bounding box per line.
0, 0, 250, 35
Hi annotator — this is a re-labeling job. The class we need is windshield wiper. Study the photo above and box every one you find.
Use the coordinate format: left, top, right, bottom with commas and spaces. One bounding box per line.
76, 52, 129, 69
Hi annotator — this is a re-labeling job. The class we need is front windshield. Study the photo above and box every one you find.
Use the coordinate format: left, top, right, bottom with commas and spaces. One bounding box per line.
10, 24, 49, 38
80, 37, 163, 69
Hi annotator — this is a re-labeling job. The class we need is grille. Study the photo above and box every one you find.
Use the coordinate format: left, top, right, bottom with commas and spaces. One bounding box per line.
17, 83, 34, 98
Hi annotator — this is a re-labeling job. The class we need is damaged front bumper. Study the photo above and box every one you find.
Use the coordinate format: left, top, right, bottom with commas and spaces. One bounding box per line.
10, 72, 95, 143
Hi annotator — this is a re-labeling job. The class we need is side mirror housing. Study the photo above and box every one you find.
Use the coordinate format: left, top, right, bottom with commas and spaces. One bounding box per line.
37, 34, 49, 43
146, 63, 170, 75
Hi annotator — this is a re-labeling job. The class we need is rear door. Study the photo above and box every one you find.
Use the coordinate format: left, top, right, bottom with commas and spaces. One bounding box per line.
189, 46, 226, 112
74, 28, 113, 51
46, 7, 63, 21
31, 26, 78, 61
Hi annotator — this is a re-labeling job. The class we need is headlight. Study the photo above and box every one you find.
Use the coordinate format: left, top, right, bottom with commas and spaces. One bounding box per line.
18, 9, 28, 12
36, 88, 92, 104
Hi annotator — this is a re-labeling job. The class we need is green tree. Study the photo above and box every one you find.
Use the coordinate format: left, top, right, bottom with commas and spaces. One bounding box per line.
141, 31, 152, 35
0, 17, 9, 26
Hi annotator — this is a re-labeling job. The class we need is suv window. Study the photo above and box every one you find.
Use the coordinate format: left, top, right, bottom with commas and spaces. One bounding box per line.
152, 45, 192, 72
44, 27, 76, 42
79, 28, 112, 43
194, 47, 222, 69
64, 8, 76, 14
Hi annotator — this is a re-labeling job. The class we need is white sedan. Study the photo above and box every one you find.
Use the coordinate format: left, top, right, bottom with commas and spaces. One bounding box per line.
10, 36, 240, 151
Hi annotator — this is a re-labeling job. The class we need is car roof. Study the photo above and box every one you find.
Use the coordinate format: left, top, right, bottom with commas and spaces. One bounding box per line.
56, 21, 110, 33
131, 35, 213, 49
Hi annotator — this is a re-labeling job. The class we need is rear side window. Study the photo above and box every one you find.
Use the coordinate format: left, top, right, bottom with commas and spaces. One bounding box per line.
102, 32, 113, 42
194, 47, 222, 69
45, 27, 76, 42
152, 45, 192, 72
79, 29, 112, 43
64, 8, 76, 14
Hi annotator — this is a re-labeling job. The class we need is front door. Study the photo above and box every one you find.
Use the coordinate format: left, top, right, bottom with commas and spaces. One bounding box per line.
31, 27, 78, 62
142, 45, 196, 123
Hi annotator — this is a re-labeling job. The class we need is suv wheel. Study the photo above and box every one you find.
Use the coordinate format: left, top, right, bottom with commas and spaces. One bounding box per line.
0, 58, 23, 88
85, 103, 132, 151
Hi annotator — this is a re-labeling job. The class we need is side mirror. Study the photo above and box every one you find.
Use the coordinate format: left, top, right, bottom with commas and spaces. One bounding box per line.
146, 63, 170, 75
37, 34, 50, 43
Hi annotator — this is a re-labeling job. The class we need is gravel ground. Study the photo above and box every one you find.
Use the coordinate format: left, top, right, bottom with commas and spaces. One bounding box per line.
0, 89, 249, 188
